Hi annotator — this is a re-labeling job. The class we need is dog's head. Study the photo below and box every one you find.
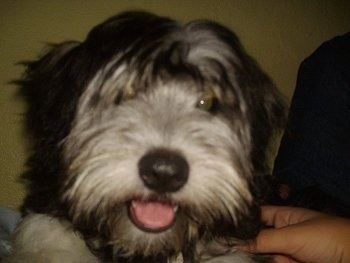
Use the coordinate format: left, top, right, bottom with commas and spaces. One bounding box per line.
20, 12, 285, 261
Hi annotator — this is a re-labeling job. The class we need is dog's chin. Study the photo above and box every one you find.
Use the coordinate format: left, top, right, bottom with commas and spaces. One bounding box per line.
127, 199, 178, 233
96, 198, 191, 259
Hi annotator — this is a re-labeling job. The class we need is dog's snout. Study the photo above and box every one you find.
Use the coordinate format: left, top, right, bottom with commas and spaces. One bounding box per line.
138, 149, 189, 193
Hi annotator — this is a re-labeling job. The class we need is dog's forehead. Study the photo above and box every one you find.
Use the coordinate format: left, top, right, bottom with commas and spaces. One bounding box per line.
84, 58, 234, 103
78, 18, 245, 101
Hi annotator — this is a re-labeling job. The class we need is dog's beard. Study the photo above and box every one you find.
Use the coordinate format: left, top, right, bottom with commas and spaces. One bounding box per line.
60, 75, 257, 258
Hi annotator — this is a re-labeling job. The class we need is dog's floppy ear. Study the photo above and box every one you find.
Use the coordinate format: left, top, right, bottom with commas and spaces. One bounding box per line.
235, 52, 286, 172
17, 42, 87, 213
18, 41, 81, 141
241, 58, 287, 204
250, 73, 286, 175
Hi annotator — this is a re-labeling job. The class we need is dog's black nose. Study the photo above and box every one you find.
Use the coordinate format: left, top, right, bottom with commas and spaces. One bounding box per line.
138, 149, 189, 193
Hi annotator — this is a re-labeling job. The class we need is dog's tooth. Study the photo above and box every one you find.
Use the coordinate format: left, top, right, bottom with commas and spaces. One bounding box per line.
131, 200, 136, 208
173, 205, 178, 213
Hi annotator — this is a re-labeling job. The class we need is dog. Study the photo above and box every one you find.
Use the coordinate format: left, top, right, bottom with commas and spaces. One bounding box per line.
5, 11, 285, 263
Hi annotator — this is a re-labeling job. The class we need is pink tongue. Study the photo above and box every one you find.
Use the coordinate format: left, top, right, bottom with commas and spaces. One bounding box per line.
131, 200, 176, 231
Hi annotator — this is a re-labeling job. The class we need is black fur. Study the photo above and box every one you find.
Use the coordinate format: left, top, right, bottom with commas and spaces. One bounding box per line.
17, 11, 285, 262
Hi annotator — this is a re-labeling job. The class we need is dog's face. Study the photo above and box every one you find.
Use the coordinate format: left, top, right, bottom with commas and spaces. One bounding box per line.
21, 12, 284, 260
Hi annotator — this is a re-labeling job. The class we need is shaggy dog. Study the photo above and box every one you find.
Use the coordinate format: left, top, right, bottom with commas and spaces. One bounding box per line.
5, 12, 285, 263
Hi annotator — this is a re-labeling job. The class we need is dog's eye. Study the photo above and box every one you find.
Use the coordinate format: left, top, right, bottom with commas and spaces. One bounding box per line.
114, 84, 136, 105
197, 89, 218, 112
122, 85, 136, 101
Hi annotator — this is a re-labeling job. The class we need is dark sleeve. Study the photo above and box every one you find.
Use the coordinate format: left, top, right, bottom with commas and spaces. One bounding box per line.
273, 32, 350, 213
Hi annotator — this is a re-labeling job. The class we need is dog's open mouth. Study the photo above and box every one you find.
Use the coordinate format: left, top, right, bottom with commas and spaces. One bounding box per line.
128, 199, 178, 233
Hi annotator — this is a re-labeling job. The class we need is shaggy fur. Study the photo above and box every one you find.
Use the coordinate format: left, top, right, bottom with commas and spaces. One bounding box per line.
5, 12, 285, 263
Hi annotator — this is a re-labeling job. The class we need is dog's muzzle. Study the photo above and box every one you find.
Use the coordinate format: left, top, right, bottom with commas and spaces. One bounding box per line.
128, 149, 189, 233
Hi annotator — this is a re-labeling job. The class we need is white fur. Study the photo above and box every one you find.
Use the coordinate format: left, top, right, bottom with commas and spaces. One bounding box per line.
3, 214, 100, 263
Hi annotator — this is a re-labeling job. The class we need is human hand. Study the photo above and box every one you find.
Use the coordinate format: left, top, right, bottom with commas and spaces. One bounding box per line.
239, 206, 350, 263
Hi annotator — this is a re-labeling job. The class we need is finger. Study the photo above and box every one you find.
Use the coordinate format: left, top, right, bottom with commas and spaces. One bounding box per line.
261, 206, 323, 228
243, 227, 300, 255
244, 228, 282, 253
237, 229, 302, 262
273, 255, 300, 263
